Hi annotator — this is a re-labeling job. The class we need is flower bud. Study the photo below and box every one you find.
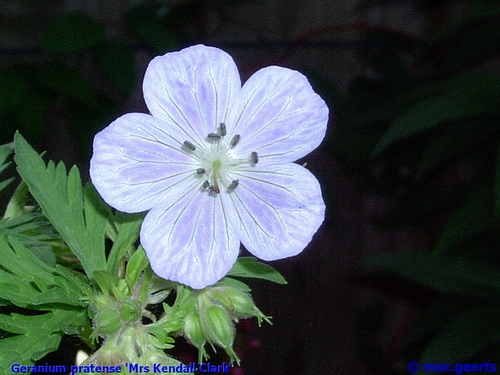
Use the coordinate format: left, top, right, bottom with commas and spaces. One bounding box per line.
183, 312, 208, 363
205, 287, 272, 326
200, 305, 240, 364
92, 309, 121, 338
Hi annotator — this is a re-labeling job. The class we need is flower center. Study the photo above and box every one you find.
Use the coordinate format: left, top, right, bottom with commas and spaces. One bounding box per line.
183, 123, 258, 195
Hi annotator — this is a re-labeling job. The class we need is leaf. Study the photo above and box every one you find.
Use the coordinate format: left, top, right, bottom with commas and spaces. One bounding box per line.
125, 246, 149, 290
0, 309, 85, 367
363, 251, 500, 299
0, 142, 14, 194
95, 39, 137, 96
106, 211, 144, 277
433, 185, 493, 255
0, 236, 89, 308
14, 132, 107, 279
419, 304, 500, 366
41, 12, 105, 53
373, 73, 500, 155
227, 257, 287, 284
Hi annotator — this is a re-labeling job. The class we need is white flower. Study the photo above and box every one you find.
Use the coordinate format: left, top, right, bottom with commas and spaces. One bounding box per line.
90, 44, 328, 289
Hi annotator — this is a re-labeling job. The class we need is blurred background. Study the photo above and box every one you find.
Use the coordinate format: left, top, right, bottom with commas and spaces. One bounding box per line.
2, 0, 500, 374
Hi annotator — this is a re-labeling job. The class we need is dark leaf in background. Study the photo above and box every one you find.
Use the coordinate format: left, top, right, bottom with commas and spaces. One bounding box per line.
41, 12, 105, 54
363, 251, 500, 299
37, 64, 99, 108
95, 40, 138, 97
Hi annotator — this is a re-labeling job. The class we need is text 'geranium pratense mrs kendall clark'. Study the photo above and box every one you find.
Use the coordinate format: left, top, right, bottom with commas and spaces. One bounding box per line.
90, 44, 328, 289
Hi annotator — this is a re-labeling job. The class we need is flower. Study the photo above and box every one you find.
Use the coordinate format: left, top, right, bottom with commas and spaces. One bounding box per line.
90, 44, 328, 289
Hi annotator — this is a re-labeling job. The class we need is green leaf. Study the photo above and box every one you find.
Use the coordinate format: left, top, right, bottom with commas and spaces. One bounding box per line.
373, 73, 500, 155
0, 236, 89, 307
106, 211, 144, 277
125, 246, 149, 290
14, 132, 107, 279
227, 257, 287, 285
95, 39, 137, 96
434, 185, 493, 255
41, 12, 105, 53
0, 309, 85, 367
419, 304, 500, 367
363, 251, 500, 299
0, 142, 14, 194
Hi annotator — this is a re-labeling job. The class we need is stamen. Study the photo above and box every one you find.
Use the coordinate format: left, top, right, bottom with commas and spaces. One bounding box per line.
209, 185, 220, 194
202, 180, 210, 189
196, 168, 206, 175
229, 134, 240, 147
220, 123, 227, 136
228, 179, 239, 190
207, 133, 221, 141
183, 140, 196, 151
251, 151, 259, 164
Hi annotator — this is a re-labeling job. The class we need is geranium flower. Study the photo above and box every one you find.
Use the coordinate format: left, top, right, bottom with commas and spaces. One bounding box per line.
90, 44, 328, 289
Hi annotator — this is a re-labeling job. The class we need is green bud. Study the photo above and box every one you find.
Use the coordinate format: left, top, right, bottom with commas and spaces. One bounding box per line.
200, 305, 240, 364
183, 312, 208, 363
120, 300, 142, 323
92, 309, 121, 338
206, 286, 272, 326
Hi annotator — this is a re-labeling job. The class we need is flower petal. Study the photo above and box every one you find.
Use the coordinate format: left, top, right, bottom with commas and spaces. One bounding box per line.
143, 44, 241, 147
141, 189, 240, 289
228, 66, 328, 164
224, 163, 325, 260
90, 113, 200, 213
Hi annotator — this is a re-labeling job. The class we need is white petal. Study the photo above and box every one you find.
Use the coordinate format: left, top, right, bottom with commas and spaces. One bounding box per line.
141, 189, 240, 289
143, 44, 241, 146
90, 113, 199, 213
224, 163, 325, 260
228, 66, 328, 163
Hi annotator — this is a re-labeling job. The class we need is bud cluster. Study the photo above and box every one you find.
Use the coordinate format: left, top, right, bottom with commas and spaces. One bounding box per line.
89, 294, 143, 340
182, 285, 271, 364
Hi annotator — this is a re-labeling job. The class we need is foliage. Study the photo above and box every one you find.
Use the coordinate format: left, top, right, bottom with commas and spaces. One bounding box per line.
333, 0, 500, 372
0, 133, 285, 370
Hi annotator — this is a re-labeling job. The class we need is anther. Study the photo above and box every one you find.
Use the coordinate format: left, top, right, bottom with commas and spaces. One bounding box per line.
183, 140, 196, 151
220, 123, 227, 136
228, 179, 239, 190
207, 133, 221, 141
209, 185, 220, 194
229, 134, 240, 147
202, 180, 210, 189
196, 168, 206, 175
251, 151, 259, 164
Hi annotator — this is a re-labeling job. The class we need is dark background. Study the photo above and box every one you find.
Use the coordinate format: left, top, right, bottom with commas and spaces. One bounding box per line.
2, 0, 500, 374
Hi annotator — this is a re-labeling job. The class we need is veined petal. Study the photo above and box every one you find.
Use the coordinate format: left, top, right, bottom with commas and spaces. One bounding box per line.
228, 66, 328, 164
225, 163, 325, 260
141, 190, 240, 289
90, 113, 199, 213
143, 44, 241, 147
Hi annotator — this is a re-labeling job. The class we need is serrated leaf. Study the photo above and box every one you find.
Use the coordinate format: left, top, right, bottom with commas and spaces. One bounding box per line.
95, 39, 137, 96
227, 257, 287, 285
0, 236, 89, 307
0, 309, 84, 367
14, 132, 107, 279
363, 251, 500, 299
41, 12, 105, 53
